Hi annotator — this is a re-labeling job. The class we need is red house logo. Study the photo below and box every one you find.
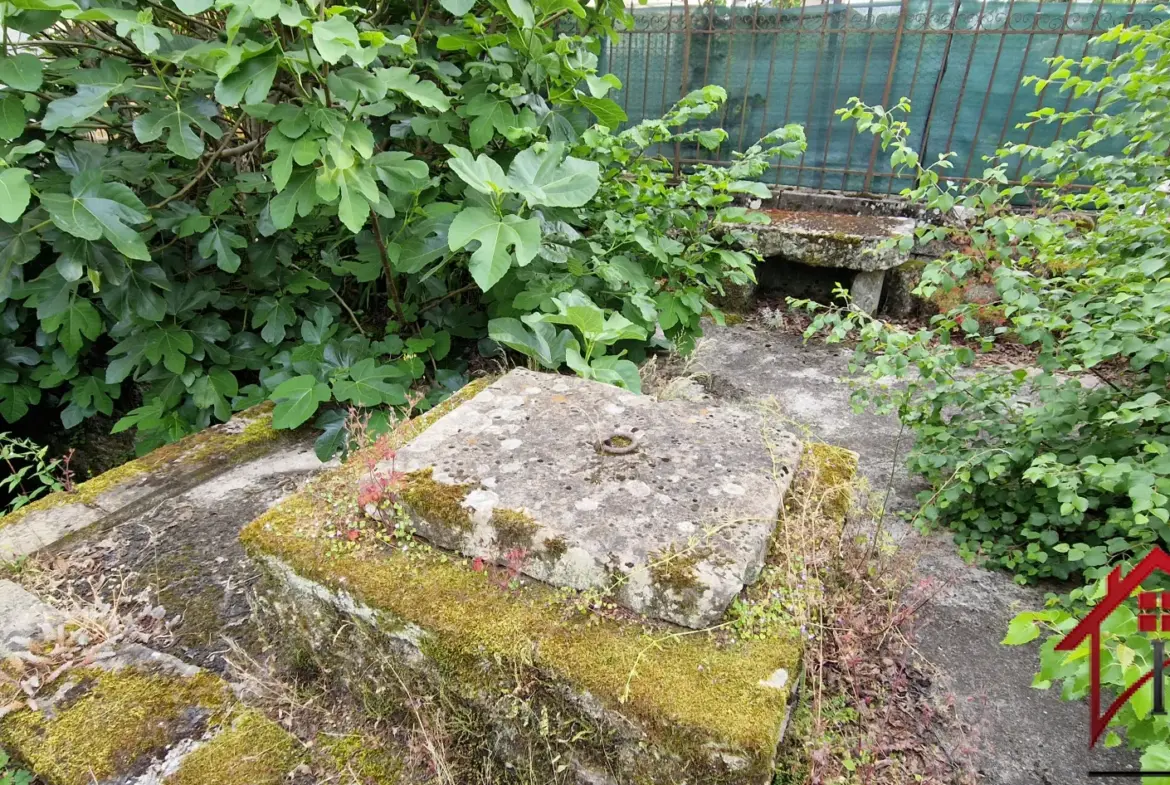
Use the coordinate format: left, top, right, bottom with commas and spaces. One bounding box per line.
1057, 547, 1170, 747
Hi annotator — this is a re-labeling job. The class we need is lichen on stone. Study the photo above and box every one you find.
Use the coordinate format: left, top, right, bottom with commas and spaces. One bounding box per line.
489, 508, 538, 550
542, 536, 568, 560
648, 544, 709, 593
399, 468, 475, 534
0, 666, 230, 785
166, 710, 304, 785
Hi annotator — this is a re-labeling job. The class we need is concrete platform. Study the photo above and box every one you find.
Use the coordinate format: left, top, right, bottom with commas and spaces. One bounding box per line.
374, 368, 802, 628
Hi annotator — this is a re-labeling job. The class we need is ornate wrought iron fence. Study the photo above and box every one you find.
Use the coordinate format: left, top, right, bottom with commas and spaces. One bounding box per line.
601, 0, 1167, 194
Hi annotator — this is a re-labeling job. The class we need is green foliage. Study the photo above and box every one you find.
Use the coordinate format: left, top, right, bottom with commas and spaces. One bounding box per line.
1005, 573, 1170, 773
799, 18, 1170, 584
0, 433, 63, 513
0, 748, 34, 785
0, 0, 803, 458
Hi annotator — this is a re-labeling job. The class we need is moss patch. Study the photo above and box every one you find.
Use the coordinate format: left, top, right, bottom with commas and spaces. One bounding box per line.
0, 667, 230, 785
166, 710, 304, 785
489, 507, 538, 550
648, 544, 708, 593
399, 468, 474, 534
319, 732, 403, 784
241, 377, 800, 762
802, 443, 858, 522
542, 536, 568, 560
0, 404, 282, 531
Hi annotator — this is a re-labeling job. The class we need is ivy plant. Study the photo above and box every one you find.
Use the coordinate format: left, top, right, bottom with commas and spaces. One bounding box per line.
0, 0, 802, 460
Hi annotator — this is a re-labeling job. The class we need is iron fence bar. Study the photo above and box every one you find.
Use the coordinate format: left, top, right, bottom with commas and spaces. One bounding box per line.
735, 2, 762, 152
866, 0, 909, 193
943, 0, 992, 158
659, 0, 677, 174
845, 3, 880, 191
777, 0, 813, 186
1051, 0, 1107, 145
1013, 0, 1076, 182
795, 0, 835, 187
885, 0, 934, 195
693, 2, 718, 162
715, 0, 742, 162
960, 0, 1019, 180
918, 0, 964, 174
993, 2, 1046, 171
675, 0, 692, 178
820, 0, 852, 191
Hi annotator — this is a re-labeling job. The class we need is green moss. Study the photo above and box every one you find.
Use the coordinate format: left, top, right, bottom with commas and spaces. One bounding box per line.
542, 536, 568, 560
0, 667, 231, 785
319, 732, 403, 784
489, 507, 538, 549
399, 468, 475, 534
0, 404, 281, 531
648, 544, 708, 593
241, 377, 800, 762
166, 710, 304, 785
802, 443, 858, 522
723, 313, 746, 326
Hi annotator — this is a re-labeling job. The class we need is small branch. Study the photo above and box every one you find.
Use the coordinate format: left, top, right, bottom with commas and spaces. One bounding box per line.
419, 283, 476, 311
218, 136, 264, 159
412, 0, 431, 39
149, 117, 246, 211
368, 209, 408, 328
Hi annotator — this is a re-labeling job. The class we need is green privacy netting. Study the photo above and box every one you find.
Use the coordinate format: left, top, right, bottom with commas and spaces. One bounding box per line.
601, 0, 1166, 194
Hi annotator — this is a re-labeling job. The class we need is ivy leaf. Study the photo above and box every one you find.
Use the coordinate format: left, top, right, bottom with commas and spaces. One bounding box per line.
132, 98, 222, 159
316, 163, 381, 233
488, 317, 577, 368
215, 47, 279, 107
42, 296, 101, 355
0, 168, 32, 224
462, 92, 513, 149
439, 0, 476, 14
312, 17, 375, 66
377, 67, 451, 112
143, 326, 194, 374
448, 206, 541, 292
578, 95, 627, 129
0, 54, 44, 91
271, 374, 332, 429
507, 143, 599, 207
173, 0, 214, 13
198, 226, 246, 272
371, 151, 429, 192
313, 407, 347, 460
444, 145, 508, 196
506, 0, 534, 27
40, 171, 151, 260
268, 169, 320, 230
332, 358, 407, 406
0, 95, 26, 141
42, 84, 121, 131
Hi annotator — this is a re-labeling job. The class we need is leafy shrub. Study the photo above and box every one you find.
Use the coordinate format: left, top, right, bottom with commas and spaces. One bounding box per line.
0, 434, 65, 513
0, 0, 804, 459
798, 16, 1170, 583
0, 750, 33, 785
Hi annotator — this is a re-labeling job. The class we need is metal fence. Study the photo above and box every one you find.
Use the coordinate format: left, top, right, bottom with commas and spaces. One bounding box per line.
601, 0, 1167, 195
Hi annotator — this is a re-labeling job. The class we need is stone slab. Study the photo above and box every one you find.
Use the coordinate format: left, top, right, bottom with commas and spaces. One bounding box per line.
0, 405, 286, 561
377, 368, 801, 628
752, 210, 916, 271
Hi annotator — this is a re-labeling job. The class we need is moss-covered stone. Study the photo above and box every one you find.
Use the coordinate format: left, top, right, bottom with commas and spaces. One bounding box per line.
319, 732, 403, 784
0, 666, 231, 785
648, 544, 708, 593
0, 404, 282, 531
542, 535, 568, 560
166, 710, 305, 785
399, 468, 474, 534
802, 443, 858, 523
489, 507, 538, 550
241, 377, 801, 784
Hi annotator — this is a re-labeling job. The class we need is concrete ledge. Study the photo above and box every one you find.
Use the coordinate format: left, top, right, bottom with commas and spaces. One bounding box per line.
753, 210, 916, 272
0, 405, 287, 560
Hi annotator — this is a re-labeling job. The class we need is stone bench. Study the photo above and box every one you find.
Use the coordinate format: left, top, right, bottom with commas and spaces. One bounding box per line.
750, 210, 917, 313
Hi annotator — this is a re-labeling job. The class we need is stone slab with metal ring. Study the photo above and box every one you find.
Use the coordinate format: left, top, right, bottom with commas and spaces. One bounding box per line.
371, 368, 802, 629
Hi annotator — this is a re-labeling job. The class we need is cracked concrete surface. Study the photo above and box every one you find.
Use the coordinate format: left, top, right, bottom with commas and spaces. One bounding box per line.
692, 322, 1138, 784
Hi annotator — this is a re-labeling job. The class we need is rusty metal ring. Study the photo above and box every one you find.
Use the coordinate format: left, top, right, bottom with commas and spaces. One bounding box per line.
597, 427, 643, 455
